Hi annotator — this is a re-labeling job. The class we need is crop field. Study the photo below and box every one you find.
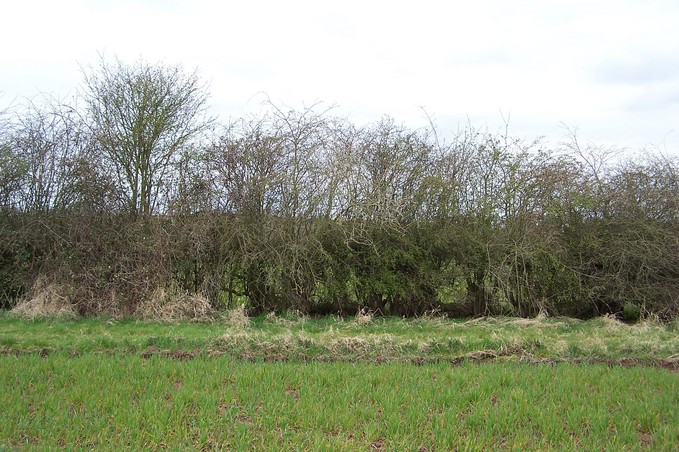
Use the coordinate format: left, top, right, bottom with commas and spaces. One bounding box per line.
1, 313, 678, 449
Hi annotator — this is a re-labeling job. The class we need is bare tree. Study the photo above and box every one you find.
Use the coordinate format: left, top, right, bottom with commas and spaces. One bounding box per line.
82, 56, 213, 217
0, 108, 26, 210
5, 96, 94, 213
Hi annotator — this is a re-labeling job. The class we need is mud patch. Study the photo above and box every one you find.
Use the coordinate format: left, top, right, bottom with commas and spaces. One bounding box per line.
141, 346, 200, 360
370, 437, 386, 450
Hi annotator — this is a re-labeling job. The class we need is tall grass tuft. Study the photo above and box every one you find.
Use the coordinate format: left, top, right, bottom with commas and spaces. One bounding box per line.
225, 304, 250, 329
10, 276, 78, 320
354, 308, 373, 326
135, 285, 213, 322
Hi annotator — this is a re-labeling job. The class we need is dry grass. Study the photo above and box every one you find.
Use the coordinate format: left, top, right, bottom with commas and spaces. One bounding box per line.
599, 313, 624, 331
134, 286, 213, 322
329, 336, 370, 353
460, 312, 571, 330
507, 311, 553, 328
463, 316, 494, 326
638, 312, 663, 328
225, 304, 250, 329
413, 309, 449, 327
10, 277, 78, 320
354, 308, 374, 326
265, 310, 307, 327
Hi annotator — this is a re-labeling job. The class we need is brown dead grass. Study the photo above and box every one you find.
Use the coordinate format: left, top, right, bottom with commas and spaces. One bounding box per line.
599, 313, 624, 331
10, 277, 78, 320
225, 304, 250, 329
354, 308, 374, 326
507, 311, 556, 328
135, 286, 213, 322
265, 310, 307, 327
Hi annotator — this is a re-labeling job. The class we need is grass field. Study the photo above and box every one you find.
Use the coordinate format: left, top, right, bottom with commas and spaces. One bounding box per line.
1, 312, 678, 449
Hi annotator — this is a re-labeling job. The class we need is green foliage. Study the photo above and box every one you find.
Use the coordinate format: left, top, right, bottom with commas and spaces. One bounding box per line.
623, 302, 642, 322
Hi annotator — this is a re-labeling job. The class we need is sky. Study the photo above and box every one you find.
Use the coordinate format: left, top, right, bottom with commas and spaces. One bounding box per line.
2, 0, 679, 154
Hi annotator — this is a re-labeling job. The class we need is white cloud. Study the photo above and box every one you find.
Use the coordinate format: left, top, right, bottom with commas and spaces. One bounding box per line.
1, 0, 678, 152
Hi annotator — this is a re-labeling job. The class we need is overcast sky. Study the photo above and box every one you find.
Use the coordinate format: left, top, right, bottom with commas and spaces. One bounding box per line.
3, 0, 679, 153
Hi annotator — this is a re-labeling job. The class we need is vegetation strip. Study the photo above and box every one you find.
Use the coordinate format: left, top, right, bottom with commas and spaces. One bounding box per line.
2, 313, 678, 364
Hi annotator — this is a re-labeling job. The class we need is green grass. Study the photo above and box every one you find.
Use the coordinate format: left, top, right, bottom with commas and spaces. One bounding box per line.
0, 315, 223, 353
1, 354, 677, 449
2, 312, 678, 362
1, 312, 678, 449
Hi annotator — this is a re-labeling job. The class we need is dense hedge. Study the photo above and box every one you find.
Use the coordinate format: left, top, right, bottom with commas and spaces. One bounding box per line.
1, 60, 678, 319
